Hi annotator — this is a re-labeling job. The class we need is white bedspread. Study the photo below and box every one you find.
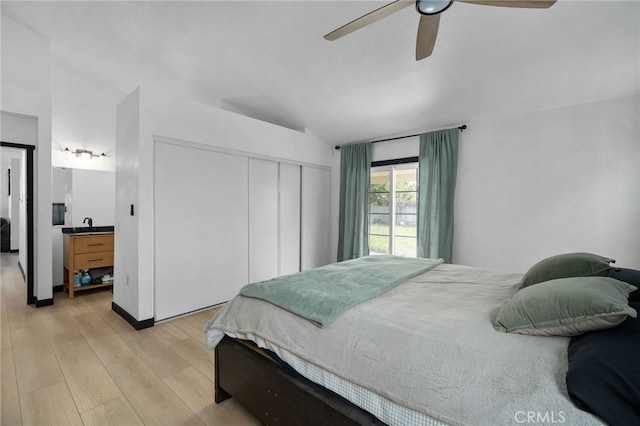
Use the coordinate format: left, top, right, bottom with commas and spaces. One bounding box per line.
205, 263, 603, 426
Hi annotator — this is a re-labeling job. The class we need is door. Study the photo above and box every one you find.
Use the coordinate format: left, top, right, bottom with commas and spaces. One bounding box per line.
154, 141, 249, 321
301, 166, 331, 271
279, 163, 301, 276
248, 158, 278, 283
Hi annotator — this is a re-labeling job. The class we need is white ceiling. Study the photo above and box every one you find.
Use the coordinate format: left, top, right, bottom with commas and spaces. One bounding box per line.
3, 0, 639, 146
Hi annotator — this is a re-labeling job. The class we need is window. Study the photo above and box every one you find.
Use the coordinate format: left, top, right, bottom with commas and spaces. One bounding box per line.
369, 160, 418, 257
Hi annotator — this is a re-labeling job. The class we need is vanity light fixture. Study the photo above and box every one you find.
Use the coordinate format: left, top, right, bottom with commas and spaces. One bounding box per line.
63, 147, 106, 160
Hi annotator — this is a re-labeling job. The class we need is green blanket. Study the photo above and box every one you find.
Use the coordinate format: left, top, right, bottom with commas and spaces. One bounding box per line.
240, 255, 444, 327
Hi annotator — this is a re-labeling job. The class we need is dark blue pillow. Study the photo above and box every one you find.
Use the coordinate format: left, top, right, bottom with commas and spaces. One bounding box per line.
567, 302, 640, 425
609, 268, 640, 302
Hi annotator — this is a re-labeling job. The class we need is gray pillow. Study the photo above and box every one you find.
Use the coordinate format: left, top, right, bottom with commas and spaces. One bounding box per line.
495, 277, 637, 336
520, 252, 614, 289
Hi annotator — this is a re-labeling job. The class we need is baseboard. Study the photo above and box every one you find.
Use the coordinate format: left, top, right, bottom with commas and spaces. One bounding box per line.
112, 302, 154, 330
17, 260, 25, 281
35, 297, 54, 307
9, 249, 18, 253
53, 285, 64, 293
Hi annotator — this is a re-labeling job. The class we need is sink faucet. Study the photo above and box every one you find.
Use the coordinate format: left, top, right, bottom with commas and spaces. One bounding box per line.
83, 217, 93, 227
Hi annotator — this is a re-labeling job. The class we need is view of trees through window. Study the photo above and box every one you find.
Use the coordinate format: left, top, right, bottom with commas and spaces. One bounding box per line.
369, 162, 418, 257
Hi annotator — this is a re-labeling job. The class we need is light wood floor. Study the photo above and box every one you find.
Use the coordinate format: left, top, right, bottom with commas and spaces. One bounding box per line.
0, 252, 261, 426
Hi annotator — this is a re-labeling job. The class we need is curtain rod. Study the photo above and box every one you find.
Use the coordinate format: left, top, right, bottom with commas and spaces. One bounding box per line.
334, 124, 467, 150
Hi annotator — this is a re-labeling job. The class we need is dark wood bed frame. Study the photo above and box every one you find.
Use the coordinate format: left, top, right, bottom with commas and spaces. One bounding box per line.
215, 335, 387, 425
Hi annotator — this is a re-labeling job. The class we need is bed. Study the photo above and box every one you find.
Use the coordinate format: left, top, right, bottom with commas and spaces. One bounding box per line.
205, 255, 638, 426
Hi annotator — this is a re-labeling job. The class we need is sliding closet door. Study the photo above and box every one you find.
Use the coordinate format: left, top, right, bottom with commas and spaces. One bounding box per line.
155, 141, 249, 321
279, 163, 301, 275
249, 158, 279, 283
301, 166, 331, 271
249, 161, 302, 281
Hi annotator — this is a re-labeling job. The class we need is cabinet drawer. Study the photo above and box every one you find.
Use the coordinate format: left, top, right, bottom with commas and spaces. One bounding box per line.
74, 252, 114, 269
74, 235, 114, 254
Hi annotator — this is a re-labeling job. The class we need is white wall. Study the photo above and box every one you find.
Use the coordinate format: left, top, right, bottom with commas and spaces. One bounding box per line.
1, 112, 39, 144
114, 88, 140, 319
331, 95, 640, 273
49, 54, 124, 172
1, 13, 53, 302
51, 167, 71, 286
455, 95, 639, 272
1, 14, 49, 93
1, 118, 35, 256
10, 158, 24, 255
1, 147, 23, 220
0, 160, 8, 220
116, 86, 334, 321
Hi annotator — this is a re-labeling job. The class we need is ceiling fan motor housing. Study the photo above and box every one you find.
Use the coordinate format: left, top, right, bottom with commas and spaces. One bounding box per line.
416, 0, 454, 15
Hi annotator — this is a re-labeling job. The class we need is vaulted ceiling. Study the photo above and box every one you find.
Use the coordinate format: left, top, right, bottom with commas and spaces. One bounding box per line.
3, 1, 638, 147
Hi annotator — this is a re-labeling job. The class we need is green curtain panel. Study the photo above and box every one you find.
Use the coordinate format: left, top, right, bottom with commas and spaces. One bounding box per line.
417, 128, 459, 263
337, 142, 372, 261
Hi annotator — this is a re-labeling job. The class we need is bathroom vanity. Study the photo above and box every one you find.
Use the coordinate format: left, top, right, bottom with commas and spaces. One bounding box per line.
62, 228, 114, 298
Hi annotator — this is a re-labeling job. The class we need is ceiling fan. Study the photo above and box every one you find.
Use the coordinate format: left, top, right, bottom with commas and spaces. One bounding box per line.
324, 0, 557, 61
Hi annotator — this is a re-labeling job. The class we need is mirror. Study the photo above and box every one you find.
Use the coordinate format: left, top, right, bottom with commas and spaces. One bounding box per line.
52, 167, 115, 228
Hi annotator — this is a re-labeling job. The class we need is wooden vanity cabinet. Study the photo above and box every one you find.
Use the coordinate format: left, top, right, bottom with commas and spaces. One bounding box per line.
63, 233, 114, 298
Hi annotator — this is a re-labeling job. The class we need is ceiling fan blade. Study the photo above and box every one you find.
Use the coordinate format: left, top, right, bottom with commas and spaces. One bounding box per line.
416, 14, 440, 60
324, 0, 413, 41
456, 0, 556, 8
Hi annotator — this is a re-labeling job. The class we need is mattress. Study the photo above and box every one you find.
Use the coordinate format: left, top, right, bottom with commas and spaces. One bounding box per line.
206, 263, 603, 426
